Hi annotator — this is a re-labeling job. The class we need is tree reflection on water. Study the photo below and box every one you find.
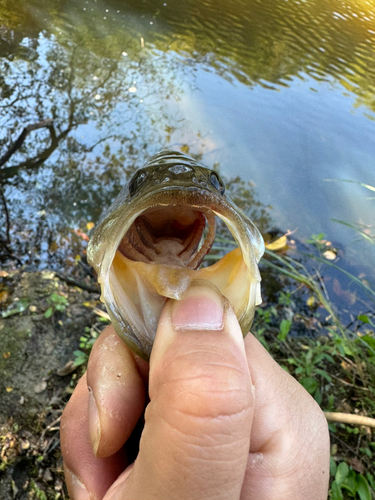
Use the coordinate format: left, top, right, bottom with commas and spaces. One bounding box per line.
0, 16, 196, 267
0, 0, 374, 270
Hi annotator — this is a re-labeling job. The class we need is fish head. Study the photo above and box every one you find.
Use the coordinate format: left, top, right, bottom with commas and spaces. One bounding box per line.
87, 150, 264, 360
123, 150, 226, 200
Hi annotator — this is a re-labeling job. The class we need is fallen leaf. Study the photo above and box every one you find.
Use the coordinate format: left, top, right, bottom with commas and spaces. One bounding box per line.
349, 457, 365, 474
3, 352, 10, 359
41, 271, 55, 280
83, 300, 99, 308
56, 360, 78, 377
5, 387, 13, 392
20, 440, 30, 451
0, 270, 9, 278
34, 381, 47, 394
74, 229, 89, 241
0, 291, 8, 303
49, 241, 59, 252
306, 296, 316, 308
86, 222, 95, 231
1, 298, 29, 318
266, 235, 288, 251
43, 468, 54, 483
323, 250, 337, 260
29, 305, 37, 313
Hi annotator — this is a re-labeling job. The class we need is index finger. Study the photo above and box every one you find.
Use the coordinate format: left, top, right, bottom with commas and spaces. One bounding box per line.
61, 326, 148, 499
86, 326, 149, 457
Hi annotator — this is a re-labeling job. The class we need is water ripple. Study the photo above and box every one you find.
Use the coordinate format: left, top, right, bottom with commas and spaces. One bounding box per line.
150, 0, 375, 109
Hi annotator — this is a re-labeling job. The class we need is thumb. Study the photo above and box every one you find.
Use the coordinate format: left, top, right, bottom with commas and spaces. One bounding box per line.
106, 282, 254, 500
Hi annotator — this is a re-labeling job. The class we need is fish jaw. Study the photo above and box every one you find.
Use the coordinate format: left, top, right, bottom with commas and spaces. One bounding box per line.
104, 247, 259, 360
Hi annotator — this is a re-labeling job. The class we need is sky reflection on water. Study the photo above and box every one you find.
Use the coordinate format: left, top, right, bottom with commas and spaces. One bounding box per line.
0, 0, 374, 296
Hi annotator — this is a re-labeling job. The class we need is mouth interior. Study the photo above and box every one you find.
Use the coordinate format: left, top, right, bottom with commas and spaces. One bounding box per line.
109, 202, 256, 358
118, 204, 216, 269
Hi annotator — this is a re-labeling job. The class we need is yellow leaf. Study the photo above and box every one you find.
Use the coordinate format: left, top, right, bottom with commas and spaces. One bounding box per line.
83, 300, 99, 308
86, 222, 95, 231
6, 387, 13, 392
265, 235, 287, 251
306, 296, 316, 308
0, 291, 9, 303
3, 352, 10, 359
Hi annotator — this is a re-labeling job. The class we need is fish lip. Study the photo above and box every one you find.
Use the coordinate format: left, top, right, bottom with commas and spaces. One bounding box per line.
129, 181, 224, 203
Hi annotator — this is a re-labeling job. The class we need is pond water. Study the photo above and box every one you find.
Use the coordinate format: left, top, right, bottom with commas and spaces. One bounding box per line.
0, 0, 375, 313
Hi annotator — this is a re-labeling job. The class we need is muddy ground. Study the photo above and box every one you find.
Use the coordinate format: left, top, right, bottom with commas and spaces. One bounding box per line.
0, 269, 102, 500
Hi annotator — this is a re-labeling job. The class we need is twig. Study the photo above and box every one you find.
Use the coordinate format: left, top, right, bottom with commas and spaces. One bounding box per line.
324, 411, 375, 428
40, 416, 62, 442
330, 372, 370, 391
55, 272, 100, 294
93, 307, 110, 321
330, 432, 358, 455
0, 119, 54, 168
0, 186, 10, 244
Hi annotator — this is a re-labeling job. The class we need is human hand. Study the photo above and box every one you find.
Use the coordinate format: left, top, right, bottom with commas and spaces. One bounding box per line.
61, 283, 330, 500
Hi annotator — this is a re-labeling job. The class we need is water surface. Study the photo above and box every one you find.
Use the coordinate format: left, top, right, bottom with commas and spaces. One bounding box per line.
0, 0, 374, 312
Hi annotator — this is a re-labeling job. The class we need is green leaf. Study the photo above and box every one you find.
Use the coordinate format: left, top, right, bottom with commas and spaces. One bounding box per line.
278, 319, 291, 341
44, 307, 53, 318
365, 472, 375, 491
358, 314, 370, 324
315, 368, 332, 383
342, 469, 357, 495
330, 480, 344, 500
287, 358, 298, 366
361, 335, 375, 351
314, 386, 322, 405
335, 462, 349, 485
73, 350, 88, 367
330, 456, 337, 477
321, 353, 335, 364
299, 377, 318, 395
356, 474, 372, 500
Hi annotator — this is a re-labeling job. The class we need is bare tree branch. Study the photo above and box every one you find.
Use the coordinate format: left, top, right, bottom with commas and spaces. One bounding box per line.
0, 126, 69, 181
0, 119, 54, 169
55, 272, 100, 294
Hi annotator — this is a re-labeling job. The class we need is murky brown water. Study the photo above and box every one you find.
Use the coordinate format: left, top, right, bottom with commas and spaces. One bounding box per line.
0, 0, 374, 314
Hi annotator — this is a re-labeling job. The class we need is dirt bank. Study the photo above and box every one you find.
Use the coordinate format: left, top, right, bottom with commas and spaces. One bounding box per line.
0, 269, 102, 499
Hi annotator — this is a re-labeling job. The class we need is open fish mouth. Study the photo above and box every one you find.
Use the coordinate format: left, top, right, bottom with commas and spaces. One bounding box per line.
87, 150, 265, 360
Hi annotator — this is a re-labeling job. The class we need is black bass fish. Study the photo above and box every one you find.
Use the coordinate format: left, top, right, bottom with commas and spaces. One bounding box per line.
87, 150, 264, 360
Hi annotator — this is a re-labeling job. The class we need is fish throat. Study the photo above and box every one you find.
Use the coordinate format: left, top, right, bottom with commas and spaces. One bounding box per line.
118, 204, 216, 269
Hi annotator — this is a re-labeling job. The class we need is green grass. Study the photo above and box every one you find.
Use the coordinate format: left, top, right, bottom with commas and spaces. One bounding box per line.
212, 217, 375, 499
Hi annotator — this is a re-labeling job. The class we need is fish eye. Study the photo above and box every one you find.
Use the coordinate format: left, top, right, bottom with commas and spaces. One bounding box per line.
129, 169, 148, 197
210, 172, 225, 195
